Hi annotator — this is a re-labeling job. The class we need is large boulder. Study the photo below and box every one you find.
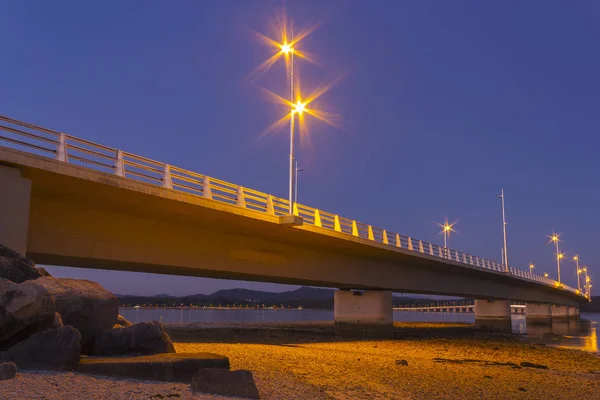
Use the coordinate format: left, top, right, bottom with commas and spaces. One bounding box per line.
0, 244, 35, 267
0, 244, 41, 283
191, 368, 260, 399
94, 321, 175, 356
0, 326, 81, 371
0, 257, 42, 284
30, 277, 118, 353
0, 278, 55, 350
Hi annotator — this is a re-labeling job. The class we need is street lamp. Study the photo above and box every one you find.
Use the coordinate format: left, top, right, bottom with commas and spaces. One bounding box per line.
498, 189, 509, 270
548, 231, 562, 284
544, 272, 549, 278
573, 255, 581, 292
254, 19, 340, 216
529, 263, 534, 275
436, 219, 457, 258
294, 160, 304, 203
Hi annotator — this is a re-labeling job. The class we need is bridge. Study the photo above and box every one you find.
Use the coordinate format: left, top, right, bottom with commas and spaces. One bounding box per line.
0, 114, 588, 333
394, 304, 526, 314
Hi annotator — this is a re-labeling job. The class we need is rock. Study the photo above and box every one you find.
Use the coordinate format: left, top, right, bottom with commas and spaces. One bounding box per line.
0, 361, 17, 380
395, 359, 408, 366
0, 278, 55, 349
518, 387, 527, 392
94, 321, 175, 356
0, 326, 81, 371
520, 361, 548, 369
36, 267, 52, 277
0, 244, 35, 267
484, 375, 492, 379
76, 353, 230, 383
191, 368, 259, 399
0, 256, 42, 284
52, 312, 64, 328
30, 277, 117, 353
114, 314, 132, 328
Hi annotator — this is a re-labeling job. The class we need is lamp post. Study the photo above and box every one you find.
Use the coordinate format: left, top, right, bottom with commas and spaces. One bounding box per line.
573, 255, 581, 292
437, 219, 456, 259
280, 40, 296, 215
498, 189, 508, 271
544, 272, 549, 278
529, 263, 534, 275
549, 232, 563, 284
294, 160, 304, 203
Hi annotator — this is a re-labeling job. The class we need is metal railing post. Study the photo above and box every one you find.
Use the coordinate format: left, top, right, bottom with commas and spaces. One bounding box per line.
56, 133, 68, 162
203, 176, 212, 199
236, 186, 246, 208
114, 150, 125, 177
352, 221, 359, 237
266, 195, 275, 215
334, 215, 342, 232
314, 209, 322, 227
162, 164, 172, 189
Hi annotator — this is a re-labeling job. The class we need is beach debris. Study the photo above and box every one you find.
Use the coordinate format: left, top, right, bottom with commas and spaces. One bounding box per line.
191, 368, 260, 399
0, 326, 81, 371
433, 358, 521, 368
518, 387, 527, 392
0, 361, 17, 380
395, 359, 408, 366
520, 361, 548, 369
94, 321, 175, 356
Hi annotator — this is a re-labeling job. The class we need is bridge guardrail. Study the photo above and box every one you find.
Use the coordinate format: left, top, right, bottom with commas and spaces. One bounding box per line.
0, 114, 584, 298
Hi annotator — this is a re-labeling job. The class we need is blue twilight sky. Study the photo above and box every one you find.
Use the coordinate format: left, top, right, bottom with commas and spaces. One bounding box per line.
1, 1, 599, 296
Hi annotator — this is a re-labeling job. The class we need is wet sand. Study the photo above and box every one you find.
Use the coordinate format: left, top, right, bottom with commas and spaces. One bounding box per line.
2, 322, 599, 399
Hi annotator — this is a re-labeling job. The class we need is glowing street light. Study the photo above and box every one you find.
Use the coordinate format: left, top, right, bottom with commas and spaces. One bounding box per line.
544, 272, 550, 278
529, 263, 534, 275
573, 255, 581, 292
253, 16, 340, 215
436, 218, 457, 258
548, 231, 563, 284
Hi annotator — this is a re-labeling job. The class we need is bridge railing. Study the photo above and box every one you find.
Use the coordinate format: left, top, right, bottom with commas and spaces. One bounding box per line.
0, 114, 583, 298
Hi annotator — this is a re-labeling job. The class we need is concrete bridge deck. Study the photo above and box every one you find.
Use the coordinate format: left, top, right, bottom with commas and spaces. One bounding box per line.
0, 114, 588, 332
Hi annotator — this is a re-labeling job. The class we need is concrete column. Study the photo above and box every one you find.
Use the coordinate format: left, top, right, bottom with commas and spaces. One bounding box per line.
0, 166, 31, 255
334, 289, 393, 337
474, 299, 511, 331
526, 303, 552, 326
568, 306, 579, 320
551, 305, 569, 321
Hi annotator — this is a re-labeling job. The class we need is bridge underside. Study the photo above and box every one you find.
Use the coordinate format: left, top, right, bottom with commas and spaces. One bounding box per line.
0, 147, 584, 307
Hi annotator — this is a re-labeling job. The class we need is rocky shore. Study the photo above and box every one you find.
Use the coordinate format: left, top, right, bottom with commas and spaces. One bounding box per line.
1, 321, 599, 399
2, 245, 599, 399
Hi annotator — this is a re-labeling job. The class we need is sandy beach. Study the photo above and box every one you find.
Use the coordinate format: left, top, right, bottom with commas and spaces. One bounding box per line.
2, 322, 599, 400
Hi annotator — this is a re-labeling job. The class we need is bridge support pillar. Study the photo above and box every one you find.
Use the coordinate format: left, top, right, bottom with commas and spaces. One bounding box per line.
474, 299, 511, 332
551, 305, 570, 321
0, 166, 31, 255
526, 303, 552, 326
334, 289, 393, 337
568, 306, 579, 320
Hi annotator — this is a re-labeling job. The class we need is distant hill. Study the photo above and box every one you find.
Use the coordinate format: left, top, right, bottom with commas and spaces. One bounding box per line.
117, 286, 466, 309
